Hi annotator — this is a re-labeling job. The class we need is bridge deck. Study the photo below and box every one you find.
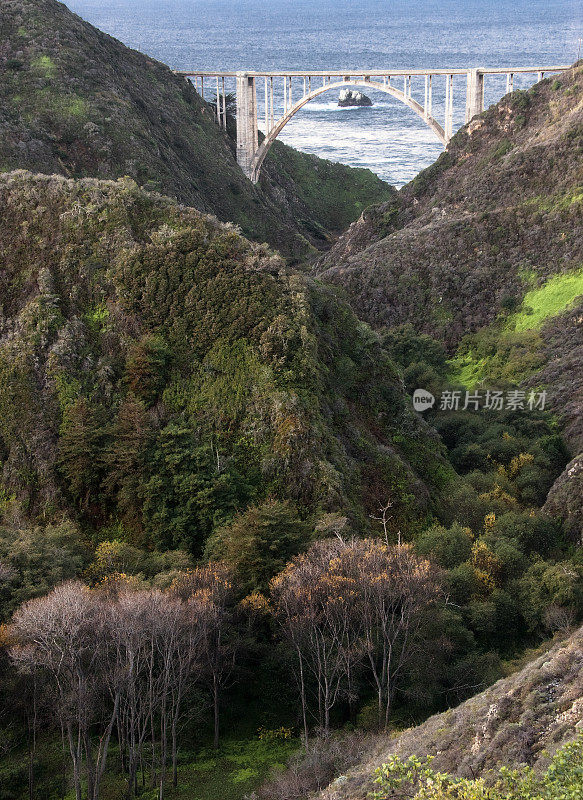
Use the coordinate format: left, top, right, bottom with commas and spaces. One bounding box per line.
176, 66, 570, 78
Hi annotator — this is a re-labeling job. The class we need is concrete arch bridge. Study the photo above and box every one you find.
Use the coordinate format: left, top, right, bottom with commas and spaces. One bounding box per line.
176, 66, 570, 182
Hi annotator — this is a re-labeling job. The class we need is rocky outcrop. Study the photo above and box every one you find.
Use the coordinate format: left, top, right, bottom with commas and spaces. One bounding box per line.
317, 626, 583, 799
544, 455, 583, 543
338, 89, 372, 107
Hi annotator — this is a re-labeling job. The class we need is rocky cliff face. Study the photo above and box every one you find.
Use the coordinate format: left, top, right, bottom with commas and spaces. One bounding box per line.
0, 0, 395, 261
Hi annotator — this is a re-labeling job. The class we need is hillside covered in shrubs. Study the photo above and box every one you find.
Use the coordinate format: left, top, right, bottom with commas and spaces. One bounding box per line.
1, 171, 581, 800
0, 169, 447, 551
316, 63, 583, 344
0, 0, 395, 260
0, 153, 578, 795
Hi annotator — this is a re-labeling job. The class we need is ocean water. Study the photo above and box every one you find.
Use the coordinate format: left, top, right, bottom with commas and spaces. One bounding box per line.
67, 0, 582, 186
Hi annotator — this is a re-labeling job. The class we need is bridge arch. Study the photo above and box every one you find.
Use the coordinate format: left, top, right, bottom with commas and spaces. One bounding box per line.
250, 79, 446, 183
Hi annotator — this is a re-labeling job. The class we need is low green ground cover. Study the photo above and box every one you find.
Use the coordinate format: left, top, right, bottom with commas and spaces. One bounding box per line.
513, 269, 583, 332
449, 267, 583, 389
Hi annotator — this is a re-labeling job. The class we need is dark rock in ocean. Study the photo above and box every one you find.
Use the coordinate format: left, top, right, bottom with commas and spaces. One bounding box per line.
338, 89, 373, 107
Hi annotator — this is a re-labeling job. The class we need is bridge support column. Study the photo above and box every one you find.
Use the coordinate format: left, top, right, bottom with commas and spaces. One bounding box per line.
465, 68, 484, 123
445, 74, 453, 141
236, 72, 259, 182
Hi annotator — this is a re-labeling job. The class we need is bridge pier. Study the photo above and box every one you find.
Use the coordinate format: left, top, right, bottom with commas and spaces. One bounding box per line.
465, 68, 485, 123
236, 72, 259, 181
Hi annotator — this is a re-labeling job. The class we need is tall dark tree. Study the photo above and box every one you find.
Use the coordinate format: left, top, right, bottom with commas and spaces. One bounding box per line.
58, 398, 103, 511
205, 499, 311, 594
102, 395, 152, 536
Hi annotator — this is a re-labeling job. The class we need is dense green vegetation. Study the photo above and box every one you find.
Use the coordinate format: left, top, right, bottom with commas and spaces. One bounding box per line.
0, 3, 582, 798
0, 166, 577, 800
0, 171, 447, 552
0, 172, 451, 800
383, 325, 580, 655
0, 223, 579, 800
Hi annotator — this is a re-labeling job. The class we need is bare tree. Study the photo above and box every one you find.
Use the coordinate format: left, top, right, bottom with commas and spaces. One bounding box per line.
155, 590, 211, 800
10, 582, 118, 800
370, 498, 400, 545
171, 563, 238, 750
108, 589, 164, 799
9, 577, 225, 800
167, 593, 211, 789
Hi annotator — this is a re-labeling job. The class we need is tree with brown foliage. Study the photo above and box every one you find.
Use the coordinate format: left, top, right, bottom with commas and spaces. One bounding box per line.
271, 540, 365, 739
271, 539, 442, 737
349, 540, 442, 728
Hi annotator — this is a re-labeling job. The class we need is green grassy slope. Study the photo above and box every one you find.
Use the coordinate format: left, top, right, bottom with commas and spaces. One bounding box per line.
447, 268, 583, 390
513, 269, 583, 332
